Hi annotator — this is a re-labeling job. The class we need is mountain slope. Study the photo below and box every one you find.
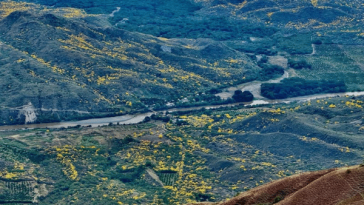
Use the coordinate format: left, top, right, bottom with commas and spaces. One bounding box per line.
0, 3, 261, 125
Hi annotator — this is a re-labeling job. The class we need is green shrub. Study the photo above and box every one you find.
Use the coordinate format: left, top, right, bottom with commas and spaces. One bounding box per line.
261, 78, 346, 99
274, 196, 283, 203
232, 90, 254, 102
288, 59, 312, 70
258, 64, 284, 81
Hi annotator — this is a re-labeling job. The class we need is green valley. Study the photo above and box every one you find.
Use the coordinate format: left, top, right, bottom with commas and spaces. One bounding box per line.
0, 0, 364, 204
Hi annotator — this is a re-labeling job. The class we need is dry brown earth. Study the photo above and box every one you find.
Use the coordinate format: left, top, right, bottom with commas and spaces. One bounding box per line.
190, 165, 364, 205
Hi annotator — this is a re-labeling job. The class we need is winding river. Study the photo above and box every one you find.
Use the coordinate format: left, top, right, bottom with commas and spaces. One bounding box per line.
1, 90, 364, 131
1, 70, 364, 130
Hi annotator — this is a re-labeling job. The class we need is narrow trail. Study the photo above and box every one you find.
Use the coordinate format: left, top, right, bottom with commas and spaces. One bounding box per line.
39, 108, 90, 114
109, 7, 120, 17
310, 44, 316, 55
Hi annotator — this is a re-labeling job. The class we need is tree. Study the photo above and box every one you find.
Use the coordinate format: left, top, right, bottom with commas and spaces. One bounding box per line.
288, 59, 312, 70
232, 90, 254, 102
143, 116, 151, 122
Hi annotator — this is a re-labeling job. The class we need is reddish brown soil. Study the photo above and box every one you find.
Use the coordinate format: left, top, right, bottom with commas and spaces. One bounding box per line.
190, 165, 364, 205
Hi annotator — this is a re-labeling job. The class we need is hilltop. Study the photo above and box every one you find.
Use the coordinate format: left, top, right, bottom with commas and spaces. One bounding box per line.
192, 165, 364, 205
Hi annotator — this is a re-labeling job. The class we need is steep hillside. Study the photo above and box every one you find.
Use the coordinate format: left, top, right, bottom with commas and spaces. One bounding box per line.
0, 1, 261, 125
193, 165, 364, 205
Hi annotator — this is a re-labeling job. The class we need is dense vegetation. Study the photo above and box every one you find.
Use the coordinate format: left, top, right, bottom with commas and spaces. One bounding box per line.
11, 0, 278, 41
257, 62, 285, 81
261, 78, 347, 99
232, 90, 254, 102
288, 59, 312, 70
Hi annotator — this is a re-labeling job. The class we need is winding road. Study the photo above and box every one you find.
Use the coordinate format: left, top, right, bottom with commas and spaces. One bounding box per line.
109, 7, 120, 17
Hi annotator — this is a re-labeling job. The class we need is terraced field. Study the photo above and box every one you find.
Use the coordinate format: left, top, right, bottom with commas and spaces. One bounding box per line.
0, 180, 35, 203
